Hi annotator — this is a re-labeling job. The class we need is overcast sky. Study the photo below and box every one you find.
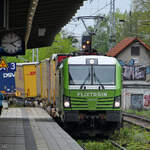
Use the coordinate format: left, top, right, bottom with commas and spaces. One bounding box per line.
63, 0, 132, 36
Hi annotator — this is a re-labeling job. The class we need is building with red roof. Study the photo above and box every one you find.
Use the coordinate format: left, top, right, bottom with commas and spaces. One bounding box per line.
106, 37, 150, 110
107, 37, 150, 58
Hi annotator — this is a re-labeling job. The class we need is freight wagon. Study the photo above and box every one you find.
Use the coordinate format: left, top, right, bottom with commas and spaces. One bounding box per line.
39, 54, 69, 109
40, 58, 51, 107
15, 62, 41, 103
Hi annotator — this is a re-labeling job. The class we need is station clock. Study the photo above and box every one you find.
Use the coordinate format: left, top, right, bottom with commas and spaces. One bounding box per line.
0, 32, 25, 56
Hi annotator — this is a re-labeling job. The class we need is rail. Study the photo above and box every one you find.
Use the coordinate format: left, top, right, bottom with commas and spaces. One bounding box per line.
79, 140, 127, 150
123, 112, 150, 130
110, 140, 127, 150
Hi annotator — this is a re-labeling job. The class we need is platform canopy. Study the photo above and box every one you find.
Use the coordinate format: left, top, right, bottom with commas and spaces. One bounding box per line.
0, 0, 86, 49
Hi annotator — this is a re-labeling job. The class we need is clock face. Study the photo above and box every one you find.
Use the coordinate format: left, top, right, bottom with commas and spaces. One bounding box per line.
1, 32, 22, 54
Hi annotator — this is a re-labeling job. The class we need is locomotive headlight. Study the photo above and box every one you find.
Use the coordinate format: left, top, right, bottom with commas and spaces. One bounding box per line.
64, 101, 70, 107
114, 101, 120, 107
114, 96, 121, 108
63, 96, 71, 108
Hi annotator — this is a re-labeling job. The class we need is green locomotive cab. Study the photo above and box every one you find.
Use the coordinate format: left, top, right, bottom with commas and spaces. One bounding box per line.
58, 55, 122, 134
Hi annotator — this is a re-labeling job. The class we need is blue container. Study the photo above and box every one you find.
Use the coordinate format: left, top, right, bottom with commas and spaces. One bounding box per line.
0, 70, 16, 93
0, 63, 16, 94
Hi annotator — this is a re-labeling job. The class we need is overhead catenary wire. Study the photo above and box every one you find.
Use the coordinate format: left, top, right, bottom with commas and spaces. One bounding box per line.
91, 1, 112, 16
67, 0, 111, 26
73, 1, 111, 33
64, 0, 113, 40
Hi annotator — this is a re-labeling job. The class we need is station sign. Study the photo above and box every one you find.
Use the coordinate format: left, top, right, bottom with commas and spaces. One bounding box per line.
0, 59, 8, 69
0, 59, 16, 72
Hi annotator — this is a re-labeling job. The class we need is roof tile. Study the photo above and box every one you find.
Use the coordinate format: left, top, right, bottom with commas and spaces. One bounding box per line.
106, 37, 150, 57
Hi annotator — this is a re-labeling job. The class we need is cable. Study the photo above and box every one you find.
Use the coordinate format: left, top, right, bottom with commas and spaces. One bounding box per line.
65, 0, 113, 36
91, 1, 111, 15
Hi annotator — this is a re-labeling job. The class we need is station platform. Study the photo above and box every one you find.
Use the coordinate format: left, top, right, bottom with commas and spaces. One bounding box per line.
0, 107, 83, 150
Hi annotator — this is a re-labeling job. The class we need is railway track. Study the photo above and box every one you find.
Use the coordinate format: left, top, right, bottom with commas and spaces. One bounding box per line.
81, 140, 127, 150
78, 113, 150, 150
123, 112, 150, 130
110, 140, 127, 150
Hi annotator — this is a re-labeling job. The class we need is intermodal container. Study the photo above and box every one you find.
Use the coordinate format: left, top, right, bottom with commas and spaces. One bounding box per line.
0, 63, 16, 94
50, 54, 59, 106
23, 64, 37, 97
41, 58, 50, 103
15, 62, 40, 98
15, 64, 25, 97
36, 64, 41, 97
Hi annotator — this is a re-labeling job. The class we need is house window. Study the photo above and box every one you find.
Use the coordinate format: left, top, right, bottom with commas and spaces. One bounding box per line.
131, 94, 143, 110
131, 46, 140, 56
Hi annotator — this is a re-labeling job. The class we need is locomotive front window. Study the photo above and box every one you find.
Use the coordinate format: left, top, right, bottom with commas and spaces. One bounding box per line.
69, 65, 91, 85
93, 65, 115, 85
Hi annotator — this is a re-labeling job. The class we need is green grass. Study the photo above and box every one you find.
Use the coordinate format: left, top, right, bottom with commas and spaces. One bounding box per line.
111, 125, 150, 150
125, 109, 150, 119
78, 124, 150, 150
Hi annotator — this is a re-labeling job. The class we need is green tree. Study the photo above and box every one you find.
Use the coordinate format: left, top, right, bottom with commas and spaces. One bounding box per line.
92, 19, 109, 54
87, 10, 130, 54
118, 0, 150, 45
87, 6, 150, 53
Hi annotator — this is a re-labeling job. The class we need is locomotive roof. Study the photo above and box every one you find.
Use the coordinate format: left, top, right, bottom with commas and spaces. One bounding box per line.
68, 55, 117, 65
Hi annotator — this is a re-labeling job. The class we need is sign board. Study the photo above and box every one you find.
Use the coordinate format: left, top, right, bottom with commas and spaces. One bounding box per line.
0, 0, 4, 28
0, 59, 8, 69
0, 58, 16, 72
0, 62, 16, 72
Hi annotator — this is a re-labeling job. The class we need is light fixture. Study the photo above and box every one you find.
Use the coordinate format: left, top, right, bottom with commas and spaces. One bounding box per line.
64, 101, 70, 108
90, 59, 94, 64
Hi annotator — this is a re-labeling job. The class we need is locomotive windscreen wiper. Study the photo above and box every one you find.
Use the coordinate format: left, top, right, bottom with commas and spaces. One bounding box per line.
93, 70, 105, 90
80, 71, 90, 89
69, 72, 75, 84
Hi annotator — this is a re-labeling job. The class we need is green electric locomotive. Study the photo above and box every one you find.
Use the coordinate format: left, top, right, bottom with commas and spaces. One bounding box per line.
53, 54, 122, 135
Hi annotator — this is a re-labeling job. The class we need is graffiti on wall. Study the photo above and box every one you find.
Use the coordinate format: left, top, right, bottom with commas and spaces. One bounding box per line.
119, 59, 146, 80
144, 94, 150, 107
123, 66, 146, 80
